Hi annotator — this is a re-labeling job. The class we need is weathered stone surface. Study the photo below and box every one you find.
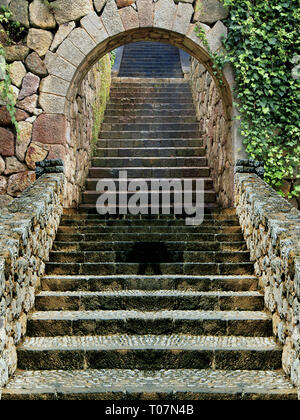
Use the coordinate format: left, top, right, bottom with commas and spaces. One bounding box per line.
0, 194, 13, 207
29, 0, 56, 29
9, 0, 29, 28
93, 0, 107, 12
67, 28, 96, 55
0, 156, 5, 175
194, 0, 229, 24
173, 2, 194, 34
18, 72, 40, 100
0, 128, 14, 157
56, 39, 85, 68
48, 144, 66, 160
8, 61, 27, 88
50, 22, 75, 52
27, 29, 53, 57
0, 107, 29, 126
0, 176, 7, 194
4, 45, 29, 63
154, 0, 177, 31
17, 94, 38, 114
52, 0, 94, 24
101, 0, 125, 36
119, 6, 139, 30
116, 0, 135, 7
6, 170, 36, 196
80, 12, 108, 44
4, 156, 27, 175
16, 122, 33, 161
25, 142, 48, 169
137, 0, 154, 27
25, 52, 48, 77
40, 75, 69, 97
32, 114, 67, 145
206, 20, 228, 53
44, 52, 76, 82
39, 92, 66, 114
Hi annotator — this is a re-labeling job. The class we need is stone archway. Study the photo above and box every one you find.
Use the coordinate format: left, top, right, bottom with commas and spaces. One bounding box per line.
0, 0, 245, 208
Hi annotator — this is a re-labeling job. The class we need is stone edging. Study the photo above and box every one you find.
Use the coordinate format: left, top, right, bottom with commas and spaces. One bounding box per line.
235, 173, 300, 394
0, 173, 65, 387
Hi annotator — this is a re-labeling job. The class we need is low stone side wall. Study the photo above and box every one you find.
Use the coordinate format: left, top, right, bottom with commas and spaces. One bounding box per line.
0, 173, 65, 386
190, 57, 233, 208
235, 173, 300, 392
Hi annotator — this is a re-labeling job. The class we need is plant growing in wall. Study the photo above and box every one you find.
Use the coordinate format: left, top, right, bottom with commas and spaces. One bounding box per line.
220, 0, 300, 200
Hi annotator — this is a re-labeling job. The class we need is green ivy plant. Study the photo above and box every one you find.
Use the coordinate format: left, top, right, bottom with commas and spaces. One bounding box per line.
197, 0, 300, 199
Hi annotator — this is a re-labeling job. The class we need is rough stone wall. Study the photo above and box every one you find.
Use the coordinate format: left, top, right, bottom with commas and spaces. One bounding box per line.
65, 55, 111, 207
0, 173, 64, 386
190, 58, 233, 207
0, 0, 233, 208
235, 173, 300, 392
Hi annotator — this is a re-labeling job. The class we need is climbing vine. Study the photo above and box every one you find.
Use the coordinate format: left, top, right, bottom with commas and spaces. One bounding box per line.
220, 0, 300, 198
0, 5, 26, 136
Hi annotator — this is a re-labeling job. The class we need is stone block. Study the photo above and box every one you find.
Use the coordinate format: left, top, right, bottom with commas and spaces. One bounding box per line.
18, 72, 40, 100
0, 107, 29, 126
94, 0, 107, 13
32, 114, 67, 145
0, 128, 14, 157
25, 52, 48, 77
56, 39, 85, 67
80, 12, 108, 44
6, 171, 36, 196
9, 0, 29, 28
119, 6, 139, 31
27, 28, 53, 57
4, 46, 29, 63
206, 20, 228, 53
17, 94, 38, 114
39, 92, 66, 114
40, 75, 69, 97
16, 121, 33, 161
101, 0, 125, 36
194, 0, 229, 24
0, 156, 5, 174
4, 156, 27, 175
25, 142, 49, 169
173, 2, 193, 35
52, 0, 94, 24
154, 0, 177, 31
67, 28, 96, 55
137, 0, 154, 27
45, 52, 77, 82
29, 0, 56, 29
50, 22, 76, 52
8, 61, 27, 88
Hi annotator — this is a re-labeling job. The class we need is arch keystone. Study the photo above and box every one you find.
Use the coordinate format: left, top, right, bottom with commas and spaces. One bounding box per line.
173, 2, 194, 35
119, 6, 139, 31
154, 0, 177, 31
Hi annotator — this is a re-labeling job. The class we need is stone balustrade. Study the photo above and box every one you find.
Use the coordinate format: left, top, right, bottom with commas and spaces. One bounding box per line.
235, 172, 300, 394
0, 172, 65, 386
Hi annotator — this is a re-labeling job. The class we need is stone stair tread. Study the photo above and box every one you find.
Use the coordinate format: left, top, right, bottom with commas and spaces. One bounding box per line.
18, 334, 280, 351
42, 274, 257, 280
3, 369, 296, 399
29, 310, 270, 321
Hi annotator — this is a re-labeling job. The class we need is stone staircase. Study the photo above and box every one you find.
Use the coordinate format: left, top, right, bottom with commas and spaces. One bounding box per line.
118, 42, 183, 78
2, 45, 297, 400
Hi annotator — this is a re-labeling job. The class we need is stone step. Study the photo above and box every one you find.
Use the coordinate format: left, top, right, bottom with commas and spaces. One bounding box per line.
90, 157, 207, 168
109, 93, 192, 100
81, 190, 216, 204
105, 103, 194, 111
35, 290, 263, 312
41, 275, 259, 292
96, 139, 203, 148
110, 87, 191, 94
49, 251, 250, 264
99, 131, 200, 139
52, 241, 247, 253
111, 80, 189, 86
103, 116, 197, 123
55, 232, 244, 243
17, 335, 280, 371
45, 262, 254, 276
77, 202, 220, 213
88, 167, 211, 178
101, 123, 199, 131
3, 368, 296, 400
109, 97, 191, 104
59, 215, 237, 226
26, 310, 272, 337
56, 225, 241, 234
94, 147, 206, 158
118, 73, 183, 78
86, 177, 213, 189
104, 109, 195, 117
